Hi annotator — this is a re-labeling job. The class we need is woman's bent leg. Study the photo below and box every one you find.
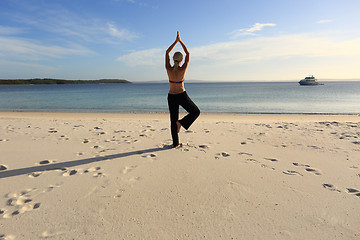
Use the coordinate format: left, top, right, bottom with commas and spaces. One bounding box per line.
178, 92, 200, 130
168, 94, 180, 147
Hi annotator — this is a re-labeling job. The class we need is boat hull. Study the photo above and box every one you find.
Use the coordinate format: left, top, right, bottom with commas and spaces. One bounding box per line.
299, 79, 319, 85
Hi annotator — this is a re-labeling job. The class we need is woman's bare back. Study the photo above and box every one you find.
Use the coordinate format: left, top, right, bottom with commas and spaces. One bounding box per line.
167, 66, 186, 94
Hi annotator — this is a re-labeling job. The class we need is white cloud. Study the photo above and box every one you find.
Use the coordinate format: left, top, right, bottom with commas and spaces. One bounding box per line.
119, 33, 360, 68
316, 19, 333, 24
0, 26, 24, 35
117, 48, 163, 67
229, 23, 276, 38
7, 5, 138, 43
191, 34, 360, 65
0, 36, 93, 61
116, 33, 360, 80
107, 23, 138, 40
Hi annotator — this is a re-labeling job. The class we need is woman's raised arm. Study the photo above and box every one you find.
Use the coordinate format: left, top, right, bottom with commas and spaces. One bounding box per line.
177, 32, 190, 69
165, 33, 178, 69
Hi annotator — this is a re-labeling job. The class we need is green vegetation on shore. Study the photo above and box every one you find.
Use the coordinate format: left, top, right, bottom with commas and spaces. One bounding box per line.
0, 78, 131, 85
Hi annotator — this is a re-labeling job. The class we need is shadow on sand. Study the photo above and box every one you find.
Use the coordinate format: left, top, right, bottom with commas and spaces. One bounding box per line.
0, 146, 171, 179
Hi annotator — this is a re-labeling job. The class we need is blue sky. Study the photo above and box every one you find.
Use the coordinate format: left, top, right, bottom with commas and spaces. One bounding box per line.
1, 0, 360, 81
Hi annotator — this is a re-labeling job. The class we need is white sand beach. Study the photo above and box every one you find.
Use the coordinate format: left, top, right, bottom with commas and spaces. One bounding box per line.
0, 112, 360, 239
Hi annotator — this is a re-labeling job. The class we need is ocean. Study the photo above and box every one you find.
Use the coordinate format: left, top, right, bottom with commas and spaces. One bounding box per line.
0, 81, 359, 114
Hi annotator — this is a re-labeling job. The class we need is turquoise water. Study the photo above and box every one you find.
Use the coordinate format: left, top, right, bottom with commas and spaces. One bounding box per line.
0, 81, 359, 114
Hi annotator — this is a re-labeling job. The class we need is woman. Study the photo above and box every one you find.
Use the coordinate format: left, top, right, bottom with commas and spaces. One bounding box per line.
166, 31, 200, 148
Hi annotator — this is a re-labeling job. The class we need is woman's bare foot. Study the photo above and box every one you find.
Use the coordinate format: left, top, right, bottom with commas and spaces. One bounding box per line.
176, 121, 181, 133
173, 143, 182, 149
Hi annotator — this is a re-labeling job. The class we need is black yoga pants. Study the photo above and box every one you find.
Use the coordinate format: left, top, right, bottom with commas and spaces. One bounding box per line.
167, 91, 200, 147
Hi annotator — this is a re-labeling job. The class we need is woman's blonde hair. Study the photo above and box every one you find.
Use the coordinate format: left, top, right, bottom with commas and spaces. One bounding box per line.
173, 52, 183, 64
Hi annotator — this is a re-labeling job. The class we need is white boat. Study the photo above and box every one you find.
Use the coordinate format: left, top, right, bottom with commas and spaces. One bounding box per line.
299, 75, 322, 85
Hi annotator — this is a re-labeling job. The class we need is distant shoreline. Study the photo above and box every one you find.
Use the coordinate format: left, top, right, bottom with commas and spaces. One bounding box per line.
0, 78, 131, 85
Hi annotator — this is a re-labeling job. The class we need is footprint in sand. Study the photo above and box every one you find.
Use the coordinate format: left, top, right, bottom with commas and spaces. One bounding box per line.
48, 129, 58, 133
84, 166, 101, 173
122, 165, 137, 174
59, 135, 70, 140
44, 183, 62, 192
265, 158, 279, 162
0, 165, 7, 171
307, 145, 322, 150
114, 130, 126, 133
125, 139, 139, 144
246, 158, 259, 163
140, 128, 155, 133
282, 170, 303, 176
98, 148, 116, 154
305, 168, 322, 175
293, 162, 310, 167
292, 162, 322, 175
3, 185, 60, 218
18, 202, 41, 213
40, 230, 65, 239
129, 176, 141, 182
28, 172, 42, 178
93, 172, 105, 178
215, 152, 230, 159
3, 210, 20, 218
7, 196, 32, 206
218, 152, 230, 157
0, 234, 16, 240
83, 166, 105, 178
221, 152, 230, 157
62, 169, 78, 176
5, 188, 36, 199
322, 183, 341, 192
113, 189, 125, 199
346, 188, 360, 197
38, 160, 55, 165
198, 144, 209, 149
261, 164, 275, 170
238, 152, 253, 156
142, 153, 157, 159
3, 191, 41, 219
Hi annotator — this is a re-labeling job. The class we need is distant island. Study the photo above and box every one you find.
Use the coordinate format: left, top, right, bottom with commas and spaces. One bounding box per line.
0, 78, 131, 85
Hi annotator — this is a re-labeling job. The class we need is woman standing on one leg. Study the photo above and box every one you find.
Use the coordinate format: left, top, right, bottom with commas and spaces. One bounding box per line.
165, 31, 200, 148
